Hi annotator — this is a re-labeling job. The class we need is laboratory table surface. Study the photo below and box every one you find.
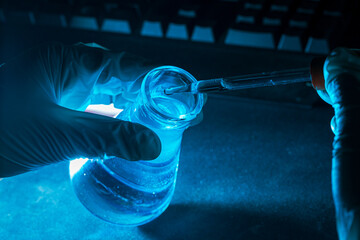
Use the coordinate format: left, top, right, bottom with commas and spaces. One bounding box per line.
0, 94, 336, 240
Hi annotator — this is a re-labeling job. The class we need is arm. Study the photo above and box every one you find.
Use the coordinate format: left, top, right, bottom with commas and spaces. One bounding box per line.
320, 48, 360, 240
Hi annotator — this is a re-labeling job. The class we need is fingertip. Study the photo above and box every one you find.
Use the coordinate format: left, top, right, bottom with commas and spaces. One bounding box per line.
121, 122, 161, 161
51, 107, 162, 163
136, 127, 162, 160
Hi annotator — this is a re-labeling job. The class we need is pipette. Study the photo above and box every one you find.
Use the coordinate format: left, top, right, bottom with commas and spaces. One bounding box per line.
164, 57, 326, 95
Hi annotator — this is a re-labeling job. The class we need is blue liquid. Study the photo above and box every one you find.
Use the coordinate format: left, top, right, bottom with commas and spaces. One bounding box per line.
70, 95, 190, 225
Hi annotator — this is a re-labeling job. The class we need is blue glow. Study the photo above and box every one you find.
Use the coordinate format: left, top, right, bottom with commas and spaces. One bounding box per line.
179, 114, 186, 119
85, 103, 122, 118
140, 21, 163, 37
191, 26, 215, 43
305, 37, 329, 54
70, 66, 203, 226
69, 158, 89, 179
225, 29, 275, 49
166, 23, 188, 40
278, 35, 302, 52
101, 19, 131, 34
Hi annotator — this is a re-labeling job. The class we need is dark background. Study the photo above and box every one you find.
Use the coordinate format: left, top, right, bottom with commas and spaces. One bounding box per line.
1, 0, 358, 239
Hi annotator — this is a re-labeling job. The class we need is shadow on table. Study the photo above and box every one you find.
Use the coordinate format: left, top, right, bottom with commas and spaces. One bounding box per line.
139, 204, 336, 240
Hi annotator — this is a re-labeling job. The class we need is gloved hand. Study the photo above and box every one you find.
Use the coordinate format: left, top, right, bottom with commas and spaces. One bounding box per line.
0, 42, 161, 178
320, 47, 360, 240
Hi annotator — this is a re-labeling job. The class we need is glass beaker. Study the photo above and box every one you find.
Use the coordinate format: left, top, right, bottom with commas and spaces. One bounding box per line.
69, 66, 204, 226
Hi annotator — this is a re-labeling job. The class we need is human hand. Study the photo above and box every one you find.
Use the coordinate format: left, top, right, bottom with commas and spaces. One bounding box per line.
0, 42, 161, 178
320, 48, 360, 240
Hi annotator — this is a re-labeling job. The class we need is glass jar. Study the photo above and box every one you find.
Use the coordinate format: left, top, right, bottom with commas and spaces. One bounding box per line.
69, 66, 204, 226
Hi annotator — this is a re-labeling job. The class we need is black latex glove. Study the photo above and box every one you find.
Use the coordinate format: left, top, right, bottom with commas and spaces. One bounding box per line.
319, 48, 360, 240
0, 42, 161, 178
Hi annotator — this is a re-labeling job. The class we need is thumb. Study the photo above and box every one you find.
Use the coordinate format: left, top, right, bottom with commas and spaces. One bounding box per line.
47, 105, 161, 163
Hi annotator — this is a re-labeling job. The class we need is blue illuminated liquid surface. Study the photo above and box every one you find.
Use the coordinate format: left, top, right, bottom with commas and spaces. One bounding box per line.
70, 95, 190, 226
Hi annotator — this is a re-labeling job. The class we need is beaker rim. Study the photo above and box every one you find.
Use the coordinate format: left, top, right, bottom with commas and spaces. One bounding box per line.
141, 66, 204, 122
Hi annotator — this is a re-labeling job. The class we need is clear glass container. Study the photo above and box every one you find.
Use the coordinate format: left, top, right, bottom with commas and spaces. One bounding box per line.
69, 66, 204, 226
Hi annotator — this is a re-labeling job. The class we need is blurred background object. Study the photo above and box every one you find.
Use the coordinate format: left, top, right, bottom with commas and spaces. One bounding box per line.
1, 0, 359, 106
